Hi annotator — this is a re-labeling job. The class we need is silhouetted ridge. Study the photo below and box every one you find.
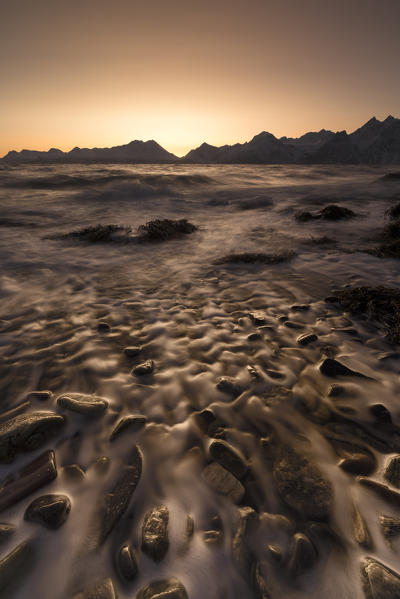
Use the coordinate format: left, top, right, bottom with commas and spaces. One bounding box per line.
2, 115, 400, 164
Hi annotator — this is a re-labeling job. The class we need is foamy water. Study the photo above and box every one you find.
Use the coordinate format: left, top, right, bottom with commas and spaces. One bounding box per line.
1, 163, 400, 599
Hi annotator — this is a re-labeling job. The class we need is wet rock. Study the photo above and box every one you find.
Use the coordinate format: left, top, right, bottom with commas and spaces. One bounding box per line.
97, 321, 111, 332
57, 393, 108, 417
359, 477, 400, 507
110, 415, 146, 441
0, 450, 57, 513
26, 391, 52, 402
0, 401, 31, 424
193, 409, 215, 433
203, 529, 223, 545
296, 205, 355, 222
297, 333, 318, 346
62, 464, 85, 483
132, 360, 154, 376
216, 251, 295, 265
85, 578, 116, 599
339, 453, 376, 476
273, 447, 333, 521
137, 218, 197, 242
209, 440, 248, 479
124, 346, 142, 357
353, 503, 372, 549
288, 533, 317, 575
328, 384, 347, 398
178, 515, 194, 556
216, 376, 243, 397
284, 321, 304, 330
91, 456, 110, 476
96, 445, 142, 545
0, 411, 65, 463
202, 462, 245, 503
0, 539, 36, 593
136, 578, 188, 599
379, 515, 400, 545
141, 505, 169, 561
25, 494, 71, 529
384, 456, 400, 488
0, 523, 15, 543
252, 561, 272, 599
320, 358, 372, 379
247, 364, 261, 380
248, 332, 263, 341
361, 557, 400, 599
232, 507, 257, 573
370, 404, 392, 424
248, 312, 267, 326
267, 544, 282, 562
116, 544, 138, 581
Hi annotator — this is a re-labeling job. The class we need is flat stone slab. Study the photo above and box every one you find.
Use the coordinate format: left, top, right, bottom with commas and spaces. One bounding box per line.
202, 462, 245, 503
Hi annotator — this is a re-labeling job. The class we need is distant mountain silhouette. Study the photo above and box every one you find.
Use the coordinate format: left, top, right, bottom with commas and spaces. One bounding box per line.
2, 116, 400, 164
2, 140, 177, 164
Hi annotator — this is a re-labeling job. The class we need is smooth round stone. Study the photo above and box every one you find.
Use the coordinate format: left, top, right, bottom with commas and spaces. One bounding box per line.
24, 494, 71, 529
132, 360, 154, 376
110, 415, 146, 441
116, 544, 138, 581
297, 333, 318, 346
26, 391, 53, 402
136, 578, 188, 599
62, 464, 85, 483
57, 393, 108, 417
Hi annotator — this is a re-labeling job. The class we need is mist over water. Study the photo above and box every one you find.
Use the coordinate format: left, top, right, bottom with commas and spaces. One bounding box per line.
1, 163, 400, 599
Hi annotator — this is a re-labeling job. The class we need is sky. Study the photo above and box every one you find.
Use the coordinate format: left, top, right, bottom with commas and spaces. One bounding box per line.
1, 0, 399, 157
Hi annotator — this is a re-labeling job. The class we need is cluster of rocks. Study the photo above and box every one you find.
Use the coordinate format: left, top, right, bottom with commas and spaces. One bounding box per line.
295, 204, 356, 222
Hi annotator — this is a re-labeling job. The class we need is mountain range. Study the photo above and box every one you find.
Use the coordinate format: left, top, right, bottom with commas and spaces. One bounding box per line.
2, 116, 400, 165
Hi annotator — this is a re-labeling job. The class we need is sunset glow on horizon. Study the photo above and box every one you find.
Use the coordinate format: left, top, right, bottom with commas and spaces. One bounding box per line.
1, 0, 399, 157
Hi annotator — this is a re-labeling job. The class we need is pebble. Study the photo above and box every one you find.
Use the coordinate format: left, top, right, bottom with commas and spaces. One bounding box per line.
297, 333, 318, 346
288, 532, 317, 575
123, 346, 142, 357
25, 494, 71, 529
26, 391, 52, 402
320, 358, 371, 379
247, 332, 262, 342
248, 312, 267, 325
352, 502, 372, 549
116, 544, 138, 581
97, 322, 111, 332
57, 393, 108, 417
132, 360, 154, 376
141, 505, 169, 561
216, 377, 243, 397
0, 523, 15, 543
369, 404, 392, 424
62, 464, 85, 483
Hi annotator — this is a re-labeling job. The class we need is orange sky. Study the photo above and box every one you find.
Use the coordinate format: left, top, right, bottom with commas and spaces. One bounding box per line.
1, 0, 399, 157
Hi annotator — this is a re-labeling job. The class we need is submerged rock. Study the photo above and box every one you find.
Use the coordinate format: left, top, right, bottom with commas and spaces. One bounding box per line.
202, 462, 245, 503
273, 446, 333, 521
0, 539, 36, 593
297, 333, 318, 346
353, 503, 372, 549
62, 464, 85, 483
0, 450, 57, 513
141, 505, 169, 561
379, 515, 400, 545
57, 393, 108, 417
370, 404, 392, 424
96, 446, 142, 545
209, 440, 248, 479
178, 514, 195, 556
116, 544, 138, 581
136, 578, 188, 599
232, 507, 257, 574
384, 456, 400, 488
26, 391, 52, 402
0, 412, 65, 463
216, 251, 296, 265
288, 533, 317, 575
137, 219, 197, 242
0, 523, 15, 543
80, 578, 117, 599
110, 415, 146, 441
132, 360, 154, 376
361, 557, 400, 599
123, 346, 142, 357
216, 376, 243, 397
359, 477, 400, 507
320, 358, 371, 379
296, 204, 355, 222
25, 494, 71, 529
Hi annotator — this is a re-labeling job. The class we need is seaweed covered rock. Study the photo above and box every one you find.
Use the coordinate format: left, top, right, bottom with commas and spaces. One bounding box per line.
0, 412, 65, 463
137, 219, 197, 242
332, 286, 400, 343
273, 446, 333, 521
